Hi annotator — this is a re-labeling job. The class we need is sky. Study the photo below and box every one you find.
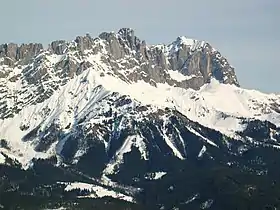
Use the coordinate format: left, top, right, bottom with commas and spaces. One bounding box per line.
1, 0, 279, 93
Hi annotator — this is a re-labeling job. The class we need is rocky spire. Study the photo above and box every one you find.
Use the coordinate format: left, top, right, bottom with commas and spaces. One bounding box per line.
0, 43, 43, 65
49, 40, 67, 55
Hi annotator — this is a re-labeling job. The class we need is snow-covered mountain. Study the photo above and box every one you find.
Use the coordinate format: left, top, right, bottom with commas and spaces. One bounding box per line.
0, 28, 280, 210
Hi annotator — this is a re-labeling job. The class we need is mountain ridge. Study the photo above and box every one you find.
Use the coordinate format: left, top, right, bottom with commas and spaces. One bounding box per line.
1, 27, 280, 169
0, 28, 243, 122
0, 28, 280, 210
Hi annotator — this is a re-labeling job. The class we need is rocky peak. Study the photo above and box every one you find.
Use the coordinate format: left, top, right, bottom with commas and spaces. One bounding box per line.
98, 28, 144, 59
166, 36, 239, 87
117, 28, 141, 51
74, 34, 94, 53
49, 40, 67, 55
96, 29, 239, 88
17, 43, 43, 62
0, 43, 18, 60
0, 42, 43, 65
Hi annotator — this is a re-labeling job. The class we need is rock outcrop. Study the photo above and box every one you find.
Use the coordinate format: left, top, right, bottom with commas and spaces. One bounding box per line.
49, 40, 67, 55
0, 43, 43, 66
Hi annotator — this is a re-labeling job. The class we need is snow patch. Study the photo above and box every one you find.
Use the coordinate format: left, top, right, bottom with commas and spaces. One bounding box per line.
104, 135, 148, 175
183, 193, 200, 204
145, 172, 167, 180
168, 70, 196, 82
62, 182, 134, 202
201, 199, 214, 209
162, 118, 185, 160
0, 153, 6, 164
198, 145, 207, 158
186, 126, 218, 147
154, 172, 167, 179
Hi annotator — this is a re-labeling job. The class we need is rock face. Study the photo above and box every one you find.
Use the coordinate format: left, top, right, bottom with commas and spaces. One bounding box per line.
0, 28, 240, 120
0, 43, 18, 61
0, 43, 43, 66
0, 28, 238, 84
49, 40, 67, 55
96, 28, 239, 89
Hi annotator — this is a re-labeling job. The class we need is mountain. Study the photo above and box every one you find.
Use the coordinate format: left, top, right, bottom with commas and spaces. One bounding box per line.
0, 28, 280, 210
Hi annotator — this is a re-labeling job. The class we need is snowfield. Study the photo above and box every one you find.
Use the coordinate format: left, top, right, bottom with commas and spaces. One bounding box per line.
0, 63, 280, 167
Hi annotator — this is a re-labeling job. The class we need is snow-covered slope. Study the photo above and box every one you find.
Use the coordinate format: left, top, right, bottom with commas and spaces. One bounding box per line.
0, 60, 279, 167
0, 27, 279, 168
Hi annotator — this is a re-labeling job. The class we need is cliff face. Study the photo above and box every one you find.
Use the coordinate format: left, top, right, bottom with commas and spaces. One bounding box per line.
0, 28, 238, 85
0, 43, 43, 66
97, 28, 239, 89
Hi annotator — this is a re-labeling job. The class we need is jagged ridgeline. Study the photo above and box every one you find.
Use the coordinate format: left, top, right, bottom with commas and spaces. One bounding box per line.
0, 28, 239, 118
0, 28, 280, 210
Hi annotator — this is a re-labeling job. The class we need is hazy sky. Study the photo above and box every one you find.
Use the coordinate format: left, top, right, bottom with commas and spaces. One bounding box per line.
1, 0, 279, 93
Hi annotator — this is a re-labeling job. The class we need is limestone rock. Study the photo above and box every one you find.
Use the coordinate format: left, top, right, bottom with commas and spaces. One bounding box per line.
49, 40, 67, 55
